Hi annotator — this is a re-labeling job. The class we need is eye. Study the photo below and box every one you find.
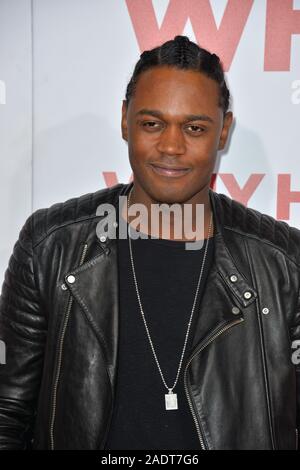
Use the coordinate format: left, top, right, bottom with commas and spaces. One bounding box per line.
186, 124, 205, 134
141, 121, 162, 130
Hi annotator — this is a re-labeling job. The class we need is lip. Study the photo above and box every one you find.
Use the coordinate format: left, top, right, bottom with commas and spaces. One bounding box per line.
150, 163, 191, 178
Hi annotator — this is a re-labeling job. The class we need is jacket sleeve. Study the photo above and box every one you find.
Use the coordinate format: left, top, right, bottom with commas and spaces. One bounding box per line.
291, 282, 300, 450
0, 213, 47, 449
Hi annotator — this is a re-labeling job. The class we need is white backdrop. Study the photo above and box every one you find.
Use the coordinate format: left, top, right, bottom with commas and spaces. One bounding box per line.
0, 0, 300, 286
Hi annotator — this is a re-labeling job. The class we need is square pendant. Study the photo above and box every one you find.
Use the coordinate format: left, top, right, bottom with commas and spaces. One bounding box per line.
165, 392, 178, 410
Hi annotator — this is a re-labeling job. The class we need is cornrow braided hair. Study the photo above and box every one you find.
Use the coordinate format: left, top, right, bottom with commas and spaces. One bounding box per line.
125, 35, 230, 115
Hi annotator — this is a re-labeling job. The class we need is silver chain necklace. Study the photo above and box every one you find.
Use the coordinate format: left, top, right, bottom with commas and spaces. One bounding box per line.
127, 186, 213, 411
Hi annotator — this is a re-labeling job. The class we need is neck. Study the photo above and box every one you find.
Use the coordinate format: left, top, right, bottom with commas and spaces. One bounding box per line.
122, 184, 214, 242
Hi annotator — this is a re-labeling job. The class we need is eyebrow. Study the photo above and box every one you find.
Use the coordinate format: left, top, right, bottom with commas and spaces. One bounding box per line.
135, 108, 214, 124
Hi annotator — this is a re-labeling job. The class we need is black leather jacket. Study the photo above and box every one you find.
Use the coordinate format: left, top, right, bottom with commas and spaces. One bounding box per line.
0, 181, 299, 450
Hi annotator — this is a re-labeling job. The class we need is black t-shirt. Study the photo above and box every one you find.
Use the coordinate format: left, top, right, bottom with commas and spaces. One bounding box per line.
105, 219, 214, 450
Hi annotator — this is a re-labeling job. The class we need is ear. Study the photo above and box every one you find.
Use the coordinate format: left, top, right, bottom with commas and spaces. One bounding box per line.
218, 111, 233, 150
121, 100, 128, 142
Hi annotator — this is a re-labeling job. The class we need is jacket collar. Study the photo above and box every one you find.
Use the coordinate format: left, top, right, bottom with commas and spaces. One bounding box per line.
209, 189, 257, 308
93, 181, 257, 308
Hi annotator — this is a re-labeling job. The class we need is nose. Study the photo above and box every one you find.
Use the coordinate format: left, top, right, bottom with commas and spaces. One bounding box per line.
156, 124, 186, 156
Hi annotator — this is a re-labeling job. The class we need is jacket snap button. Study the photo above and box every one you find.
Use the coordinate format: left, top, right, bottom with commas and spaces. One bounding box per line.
100, 235, 107, 242
230, 275, 238, 283
67, 275, 76, 284
61, 283, 67, 290
232, 306, 240, 315
244, 291, 252, 299
262, 307, 269, 315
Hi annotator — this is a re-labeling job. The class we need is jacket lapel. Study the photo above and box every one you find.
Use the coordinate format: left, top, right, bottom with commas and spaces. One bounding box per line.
187, 190, 258, 356
61, 183, 130, 387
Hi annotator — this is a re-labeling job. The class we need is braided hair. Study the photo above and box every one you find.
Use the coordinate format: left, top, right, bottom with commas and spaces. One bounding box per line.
125, 35, 230, 115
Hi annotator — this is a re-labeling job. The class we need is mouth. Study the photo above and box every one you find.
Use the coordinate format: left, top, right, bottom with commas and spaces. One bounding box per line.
149, 163, 191, 178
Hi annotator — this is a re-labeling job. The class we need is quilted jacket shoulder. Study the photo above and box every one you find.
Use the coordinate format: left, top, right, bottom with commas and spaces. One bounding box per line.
214, 192, 300, 268
18, 184, 300, 269
29, 184, 124, 249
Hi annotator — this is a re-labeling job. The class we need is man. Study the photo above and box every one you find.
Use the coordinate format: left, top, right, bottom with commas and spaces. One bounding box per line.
0, 35, 299, 450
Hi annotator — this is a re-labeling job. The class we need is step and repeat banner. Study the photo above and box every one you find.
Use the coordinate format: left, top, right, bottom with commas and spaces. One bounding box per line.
0, 0, 300, 285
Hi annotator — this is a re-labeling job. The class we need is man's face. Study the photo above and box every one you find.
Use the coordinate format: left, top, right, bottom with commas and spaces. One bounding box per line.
121, 65, 233, 204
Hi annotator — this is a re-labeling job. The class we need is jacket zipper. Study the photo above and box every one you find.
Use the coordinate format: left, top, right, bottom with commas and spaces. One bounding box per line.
184, 317, 244, 450
243, 240, 276, 449
49, 243, 89, 450
296, 428, 299, 450
99, 391, 115, 450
